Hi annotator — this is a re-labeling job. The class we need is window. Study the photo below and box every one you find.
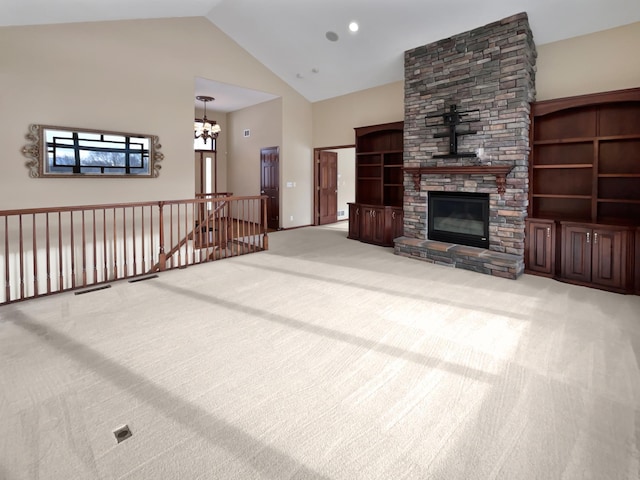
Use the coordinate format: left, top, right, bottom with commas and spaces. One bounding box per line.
23, 125, 163, 178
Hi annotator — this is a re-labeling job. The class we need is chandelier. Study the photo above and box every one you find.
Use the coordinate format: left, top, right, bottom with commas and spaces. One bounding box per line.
194, 95, 221, 144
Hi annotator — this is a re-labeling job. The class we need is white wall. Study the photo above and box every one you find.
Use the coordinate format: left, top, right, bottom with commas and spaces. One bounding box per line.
328, 148, 355, 220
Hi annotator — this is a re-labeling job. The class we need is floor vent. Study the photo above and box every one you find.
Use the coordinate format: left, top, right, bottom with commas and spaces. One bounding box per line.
128, 275, 159, 283
113, 425, 132, 444
75, 285, 111, 295
338, 210, 345, 217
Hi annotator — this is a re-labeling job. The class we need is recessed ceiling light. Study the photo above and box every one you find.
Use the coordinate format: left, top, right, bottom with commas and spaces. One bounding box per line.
325, 31, 339, 42
348, 22, 359, 33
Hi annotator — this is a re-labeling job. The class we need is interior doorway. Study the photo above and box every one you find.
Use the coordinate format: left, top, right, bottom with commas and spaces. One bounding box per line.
260, 146, 280, 230
317, 150, 338, 225
313, 145, 356, 226
195, 150, 218, 195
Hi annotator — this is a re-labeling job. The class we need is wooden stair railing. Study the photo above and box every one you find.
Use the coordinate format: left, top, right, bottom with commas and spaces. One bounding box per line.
150, 198, 231, 272
0, 194, 268, 305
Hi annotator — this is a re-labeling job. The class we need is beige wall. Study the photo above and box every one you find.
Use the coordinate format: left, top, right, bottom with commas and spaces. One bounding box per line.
536, 21, 640, 101
227, 98, 282, 196
0, 17, 312, 228
312, 82, 404, 148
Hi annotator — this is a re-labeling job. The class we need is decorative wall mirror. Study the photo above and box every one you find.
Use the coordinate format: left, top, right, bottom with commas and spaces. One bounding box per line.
23, 124, 163, 178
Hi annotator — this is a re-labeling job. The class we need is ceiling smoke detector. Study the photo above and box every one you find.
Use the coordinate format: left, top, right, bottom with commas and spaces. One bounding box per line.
325, 31, 339, 42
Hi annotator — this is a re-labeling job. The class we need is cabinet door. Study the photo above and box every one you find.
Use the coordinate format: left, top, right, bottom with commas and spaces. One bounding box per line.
348, 203, 360, 240
636, 228, 640, 295
370, 207, 385, 245
361, 206, 384, 245
526, 220, 555, 275
360, 206, 374, 243
591, 228, 626, 289
562, 225, 592, 283
391, 208, 404, 243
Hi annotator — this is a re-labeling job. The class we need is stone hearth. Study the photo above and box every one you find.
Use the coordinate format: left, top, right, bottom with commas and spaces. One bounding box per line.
394, 12, 536, 279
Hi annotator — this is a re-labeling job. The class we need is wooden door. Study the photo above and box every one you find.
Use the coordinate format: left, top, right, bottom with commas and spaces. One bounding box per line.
591, 228, 626, 289
317, 151, 338, 225
562, 225, 592, 283
636, 228, 640, 294
260, 147, 280, 230
348, 203, 360, 240
526, 219, 555, 276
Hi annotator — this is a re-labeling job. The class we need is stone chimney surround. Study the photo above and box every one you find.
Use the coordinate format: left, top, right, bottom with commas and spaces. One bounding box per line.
394, 12, 537, 279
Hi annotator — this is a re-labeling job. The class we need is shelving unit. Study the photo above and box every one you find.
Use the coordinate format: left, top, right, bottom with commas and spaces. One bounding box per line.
348, 121, 404, 246
525, 88, 640, 294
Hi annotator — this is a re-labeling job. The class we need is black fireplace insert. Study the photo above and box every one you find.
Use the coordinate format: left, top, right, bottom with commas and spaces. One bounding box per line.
428, 191, 489, 248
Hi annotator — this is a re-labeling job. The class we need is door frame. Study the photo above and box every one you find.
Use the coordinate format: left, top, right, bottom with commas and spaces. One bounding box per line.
261, 146, 280, 230
313, 144, 355, 226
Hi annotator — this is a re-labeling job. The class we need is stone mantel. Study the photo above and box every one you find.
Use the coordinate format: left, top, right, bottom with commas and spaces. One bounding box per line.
404, 166, 513, 195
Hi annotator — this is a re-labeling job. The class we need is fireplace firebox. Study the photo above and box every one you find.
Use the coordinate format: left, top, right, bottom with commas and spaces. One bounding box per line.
428, 192, 489, 248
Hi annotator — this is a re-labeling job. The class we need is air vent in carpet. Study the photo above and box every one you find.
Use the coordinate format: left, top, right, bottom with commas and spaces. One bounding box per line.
128, 274, 159, 283
113, 425, 132, 443
75, 285, 111, 295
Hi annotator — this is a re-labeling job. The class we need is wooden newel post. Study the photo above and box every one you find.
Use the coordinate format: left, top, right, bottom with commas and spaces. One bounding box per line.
262, 195, 269, 250
158, 201, 166, 271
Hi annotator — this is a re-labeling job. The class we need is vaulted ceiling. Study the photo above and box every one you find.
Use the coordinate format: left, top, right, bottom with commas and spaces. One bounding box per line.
3, 0, 639, 104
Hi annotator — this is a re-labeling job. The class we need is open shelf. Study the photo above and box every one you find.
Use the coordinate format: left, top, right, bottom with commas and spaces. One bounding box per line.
530, 94, 640, 226
354, 121, 404, 207
533, 142, 593, 166
533, 194, 591, 199
532, 168, 592, 197
533, 164, 592, 169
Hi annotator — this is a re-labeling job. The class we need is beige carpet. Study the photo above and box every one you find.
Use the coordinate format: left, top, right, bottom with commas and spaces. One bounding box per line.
1, 222, 639, 480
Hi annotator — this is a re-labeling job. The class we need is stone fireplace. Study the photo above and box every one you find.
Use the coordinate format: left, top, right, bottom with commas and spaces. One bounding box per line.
394, 12, 536, 279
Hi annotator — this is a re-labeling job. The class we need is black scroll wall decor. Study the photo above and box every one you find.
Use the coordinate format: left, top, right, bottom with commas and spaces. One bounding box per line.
425, 104, 480, 158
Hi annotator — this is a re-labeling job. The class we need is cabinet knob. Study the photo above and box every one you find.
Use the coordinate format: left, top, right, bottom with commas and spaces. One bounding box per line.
356, 208, 359, 216
547, 227, 550, 238
586, 232, 590, 244
392, 211, 396, 219
594, 232, 598, 244
372, 210, 376, 218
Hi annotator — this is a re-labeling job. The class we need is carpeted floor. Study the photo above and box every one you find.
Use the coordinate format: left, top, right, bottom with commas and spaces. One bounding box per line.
1, 222, 639, 479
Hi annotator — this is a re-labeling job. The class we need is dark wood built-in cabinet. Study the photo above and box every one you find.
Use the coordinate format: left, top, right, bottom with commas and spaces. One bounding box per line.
525, 88, 640, 294
348, 121, 404, 246
635, 227, 640, 295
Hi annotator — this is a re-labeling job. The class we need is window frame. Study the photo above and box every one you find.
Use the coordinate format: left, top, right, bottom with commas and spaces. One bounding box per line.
23, 124, 163, 178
